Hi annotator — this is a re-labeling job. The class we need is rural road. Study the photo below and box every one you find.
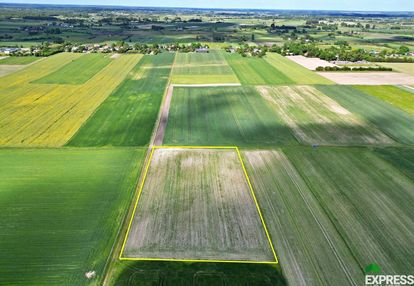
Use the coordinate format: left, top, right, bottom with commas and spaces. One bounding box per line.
171, 83, 241, 87
153, 85, 174, 146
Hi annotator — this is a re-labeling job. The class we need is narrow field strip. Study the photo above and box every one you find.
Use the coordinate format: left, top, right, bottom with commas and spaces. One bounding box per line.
257, 85, 393, 145
120, 147, 276, 263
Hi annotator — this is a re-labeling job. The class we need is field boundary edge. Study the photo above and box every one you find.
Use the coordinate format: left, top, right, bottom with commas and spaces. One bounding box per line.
118, 145, 279, 265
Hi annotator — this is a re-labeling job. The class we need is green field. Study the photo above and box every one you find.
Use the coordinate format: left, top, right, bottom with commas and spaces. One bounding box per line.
257, 85, 392, 145
0, 56, 40, 65
171, 50, 239, 84
377, 62, 414, 76
243, 149, 362, 285
67, 53, 174, 147
354, 85, 414, 115
374, 147, 414, 179
265, 53, 333, 84
317, 85, 414, 144
225, 53, 294, 85
34, 53, 112, 84
0, 148, 145, 285
163, 86, 297, 146
284, 147, 414, 277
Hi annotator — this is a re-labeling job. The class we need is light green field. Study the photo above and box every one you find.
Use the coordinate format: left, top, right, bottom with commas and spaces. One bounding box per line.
34, 53, 112, 84
172, 50, 239, 84
257, 85, 391, 145
67, 53, 174, 147
285, 147, 414, 277
225, 53, 294, 85
354, 85, 414, 115
0, 56, 40, 65
243, 149, 362, 285
0, 148, 145, 285
124, 148, 274, 262
317, 85, 414, 145
376, 63, 414, 76
163, 86, 297, 146
265, 53, 333, 84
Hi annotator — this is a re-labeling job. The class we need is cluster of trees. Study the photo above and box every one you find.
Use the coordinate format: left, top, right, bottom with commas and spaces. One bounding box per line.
32, 42, 65, 57
72, 41, 207, 55
316, 66, 393, 72
224, 43, 287, 57
282, 41, 413, 62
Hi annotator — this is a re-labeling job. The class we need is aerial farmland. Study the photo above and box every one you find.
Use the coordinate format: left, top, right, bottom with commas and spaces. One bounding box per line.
0, 2, 413, 286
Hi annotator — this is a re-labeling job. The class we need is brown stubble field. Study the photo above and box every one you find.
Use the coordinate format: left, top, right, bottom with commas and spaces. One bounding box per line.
122, 148, 275, 262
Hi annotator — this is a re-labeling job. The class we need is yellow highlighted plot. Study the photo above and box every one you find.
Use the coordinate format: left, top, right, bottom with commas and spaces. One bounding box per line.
119, 146, 278, 264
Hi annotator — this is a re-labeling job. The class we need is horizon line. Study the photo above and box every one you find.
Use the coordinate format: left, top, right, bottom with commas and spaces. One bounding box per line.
0, 2, 413, 13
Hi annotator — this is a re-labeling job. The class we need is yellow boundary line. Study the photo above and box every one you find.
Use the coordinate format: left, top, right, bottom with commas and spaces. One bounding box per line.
119, 146, 278, 265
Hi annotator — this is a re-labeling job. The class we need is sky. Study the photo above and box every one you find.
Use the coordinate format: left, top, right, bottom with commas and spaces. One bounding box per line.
1, 0, 413, 12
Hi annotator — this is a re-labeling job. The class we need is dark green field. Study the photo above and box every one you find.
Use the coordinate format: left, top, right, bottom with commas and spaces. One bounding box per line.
67, 53, 174, 147
317, 85, 414, 144
0, 148, 145, 285
241, 146, 414, 285
33, 53, 111, 84
163, 86, 297, 146
284, 147, 414, 277
374, 147, 414, 179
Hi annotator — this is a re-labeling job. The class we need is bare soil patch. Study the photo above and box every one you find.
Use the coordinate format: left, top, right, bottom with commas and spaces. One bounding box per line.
286, 55, 337, 70
123, 148, 274, 261
317, 72, 414, 85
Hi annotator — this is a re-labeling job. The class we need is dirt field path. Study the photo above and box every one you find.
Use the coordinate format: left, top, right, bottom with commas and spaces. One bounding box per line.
172, 83, 242, 87
153, 85, 174, 145
152, 83, 242, 145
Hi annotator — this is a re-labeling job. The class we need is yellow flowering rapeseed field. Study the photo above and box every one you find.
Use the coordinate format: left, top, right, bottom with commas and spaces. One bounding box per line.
0, 53, 142, 147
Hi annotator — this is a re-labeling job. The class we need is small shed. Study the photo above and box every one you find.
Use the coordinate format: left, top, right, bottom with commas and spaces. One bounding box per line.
195, 48, 209, 53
